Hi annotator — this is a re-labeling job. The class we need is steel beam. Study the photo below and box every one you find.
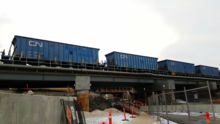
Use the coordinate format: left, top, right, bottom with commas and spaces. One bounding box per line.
0, 64, 220, 82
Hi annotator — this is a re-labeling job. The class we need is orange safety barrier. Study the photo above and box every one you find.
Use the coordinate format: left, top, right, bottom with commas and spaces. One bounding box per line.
208, 100, 220, 104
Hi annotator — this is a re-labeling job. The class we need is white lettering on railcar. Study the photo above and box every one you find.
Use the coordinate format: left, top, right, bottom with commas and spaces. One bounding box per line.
29, 41, 43, 47
120, 54, 128, 59
171, 62, 175, 65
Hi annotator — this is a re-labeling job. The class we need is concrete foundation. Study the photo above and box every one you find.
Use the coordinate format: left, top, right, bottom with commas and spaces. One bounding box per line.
0, 92, 74, 124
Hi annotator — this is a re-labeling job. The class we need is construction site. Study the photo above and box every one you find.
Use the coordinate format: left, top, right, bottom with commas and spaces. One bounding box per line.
1, 63, 220, 124
1, 0, 220, 123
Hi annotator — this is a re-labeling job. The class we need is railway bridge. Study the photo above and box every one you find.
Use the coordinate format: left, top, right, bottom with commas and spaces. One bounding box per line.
0, 63, 219, 96
1, 63, 220, 111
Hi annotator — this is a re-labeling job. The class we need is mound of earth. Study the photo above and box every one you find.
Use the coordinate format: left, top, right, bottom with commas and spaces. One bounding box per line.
89, 95, 112, 112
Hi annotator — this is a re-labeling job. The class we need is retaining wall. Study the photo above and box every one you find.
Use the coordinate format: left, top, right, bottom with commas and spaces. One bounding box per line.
140, 104, 220, 113
0, 92, 75, 124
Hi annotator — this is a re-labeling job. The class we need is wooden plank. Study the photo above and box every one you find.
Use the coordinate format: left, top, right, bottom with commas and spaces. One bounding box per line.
10, 88, 74, 92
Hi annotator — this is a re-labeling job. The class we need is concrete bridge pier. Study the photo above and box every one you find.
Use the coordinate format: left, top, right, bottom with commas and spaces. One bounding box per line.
75, 76, 90, 111
197, 81, 217, 98
151, 80, 176, 103
151, 80, 175, 92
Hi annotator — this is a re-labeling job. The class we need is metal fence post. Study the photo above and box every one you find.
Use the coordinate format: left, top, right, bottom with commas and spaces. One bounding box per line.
129, 97, 130, 114
148, 97, 151, 115
151, 96, 155, 118
184, 87, 191, 124
163, 91, 169, 124
160, 96, 163, 113
157, 94, 162, 123
207, 81, 216, 120
145, 92, 147, 105
149, 97, 151, 114
123, 93, 124, 108
155, 94, 160, 121
151, 96, 153, 115
149, 97, 153, 115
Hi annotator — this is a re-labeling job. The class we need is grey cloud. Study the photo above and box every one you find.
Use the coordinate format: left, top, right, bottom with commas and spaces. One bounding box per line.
0, 43, 2, 51
159, 39, 220, 67
148, 0, 220, 68
0, 14, 10, 27
0, 14, 11, 51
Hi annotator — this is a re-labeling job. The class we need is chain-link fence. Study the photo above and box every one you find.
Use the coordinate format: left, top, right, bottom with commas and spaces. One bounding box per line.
148, 82, 220, 124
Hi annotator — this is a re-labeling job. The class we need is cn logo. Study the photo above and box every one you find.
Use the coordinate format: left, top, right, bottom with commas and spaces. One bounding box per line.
120, 54, 128, 59
29, 41, 43, 47
171, 62, 175, 65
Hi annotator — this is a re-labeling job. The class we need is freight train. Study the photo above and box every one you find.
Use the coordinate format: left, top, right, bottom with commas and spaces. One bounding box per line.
1, 35, 219, 78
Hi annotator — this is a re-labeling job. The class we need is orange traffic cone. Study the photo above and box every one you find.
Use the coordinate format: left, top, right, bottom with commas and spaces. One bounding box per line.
206, 112, 211, 124
130, 106, 136, 118
122, 108, 129, 121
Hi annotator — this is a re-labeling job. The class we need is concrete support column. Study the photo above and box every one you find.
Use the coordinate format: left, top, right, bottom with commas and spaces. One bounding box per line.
151, 80, 176, 104
151, 80, 175, 91
165, 89, 175, 103
75, 76, 90, 111
197, 81, 217, 90
197, 81, 217, 98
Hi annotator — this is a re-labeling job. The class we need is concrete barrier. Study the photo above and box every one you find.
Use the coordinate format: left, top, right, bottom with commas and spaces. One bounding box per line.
0, 92, 75, 124
140, 104, 220, 113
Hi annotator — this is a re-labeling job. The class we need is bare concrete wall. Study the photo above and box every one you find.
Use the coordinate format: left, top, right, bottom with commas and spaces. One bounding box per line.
141, 104, 220, 113
0, 92, 74, 124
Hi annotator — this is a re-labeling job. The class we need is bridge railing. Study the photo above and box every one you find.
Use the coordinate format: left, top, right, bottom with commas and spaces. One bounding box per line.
0, 56, 219, 79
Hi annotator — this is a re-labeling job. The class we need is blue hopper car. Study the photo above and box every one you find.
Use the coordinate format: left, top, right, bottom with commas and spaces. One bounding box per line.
0, 35, 220, 79
195, 65, 219, 77
105, 51, 158, 70
158, 60, 195, 74
2, 35, 100, 66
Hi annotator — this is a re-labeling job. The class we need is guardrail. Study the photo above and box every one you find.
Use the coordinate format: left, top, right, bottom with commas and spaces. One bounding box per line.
0, 56, 219, 79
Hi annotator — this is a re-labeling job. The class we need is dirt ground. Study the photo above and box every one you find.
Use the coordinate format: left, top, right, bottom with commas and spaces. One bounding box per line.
89, 93, 112, 112
84, 108, 159, 124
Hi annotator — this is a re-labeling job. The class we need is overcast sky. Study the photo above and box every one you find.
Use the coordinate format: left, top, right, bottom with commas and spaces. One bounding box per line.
0, 0, 219, 68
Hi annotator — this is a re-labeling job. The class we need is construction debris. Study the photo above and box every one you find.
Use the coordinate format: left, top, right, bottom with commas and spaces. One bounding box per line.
89, 95, 112, 112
